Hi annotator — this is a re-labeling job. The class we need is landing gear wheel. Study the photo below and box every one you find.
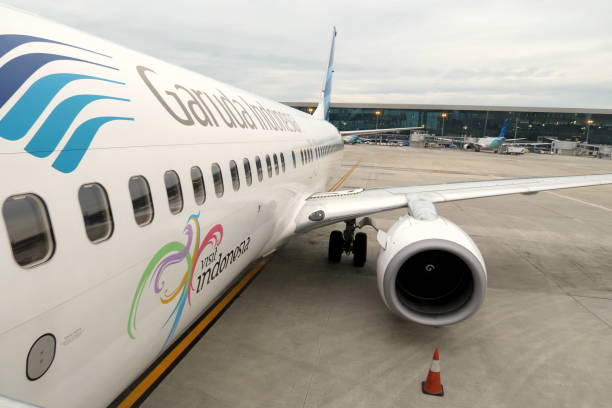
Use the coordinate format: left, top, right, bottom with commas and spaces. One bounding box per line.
328, 230, 344, 263
352, 232, 367, 267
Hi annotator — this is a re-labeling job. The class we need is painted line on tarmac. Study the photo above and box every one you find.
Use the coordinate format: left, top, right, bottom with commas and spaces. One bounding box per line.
546, 191, 612, 213
329, 161, 360, 192
111, 256, 273, 408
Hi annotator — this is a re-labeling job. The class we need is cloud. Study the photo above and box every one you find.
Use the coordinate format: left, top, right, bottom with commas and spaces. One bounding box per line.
5, 0, 612, 108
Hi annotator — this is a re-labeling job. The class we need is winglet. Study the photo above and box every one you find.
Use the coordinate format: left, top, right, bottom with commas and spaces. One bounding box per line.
312, 27, 337, 121
499, 119, 510, 139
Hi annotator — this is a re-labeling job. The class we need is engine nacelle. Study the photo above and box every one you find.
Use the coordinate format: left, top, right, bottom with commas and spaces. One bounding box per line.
376, 215, 487, 326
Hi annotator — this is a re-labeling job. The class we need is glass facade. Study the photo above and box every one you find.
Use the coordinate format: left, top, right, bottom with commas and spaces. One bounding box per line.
289, 104, 612, 145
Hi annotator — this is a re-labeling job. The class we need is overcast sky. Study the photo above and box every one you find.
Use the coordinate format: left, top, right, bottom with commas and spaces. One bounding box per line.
6, 0, 612, 108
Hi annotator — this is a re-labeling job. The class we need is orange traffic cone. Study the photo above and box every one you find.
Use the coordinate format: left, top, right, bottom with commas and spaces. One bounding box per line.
421, 348, 444, 397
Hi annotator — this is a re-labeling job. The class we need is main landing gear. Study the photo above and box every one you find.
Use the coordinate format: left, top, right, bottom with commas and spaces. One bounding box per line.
328, 218, 375, 267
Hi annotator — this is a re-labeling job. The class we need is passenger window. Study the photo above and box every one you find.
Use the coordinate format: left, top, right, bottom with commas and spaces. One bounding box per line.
255, 156, 263, 181
2, 194, 55, 268
300, 150, 304, 164
243, 158, 252, 186
211, 163, 224, 197
265, 155, 272, 177
78, 183, 113, 243
191, 166, 206, 205
129, 176, 154, 226
280, 153, 286, 172
292, 151, 296, 168
273, 154, 279, 175
164, 170, 183, 214
229, 160, 240, 191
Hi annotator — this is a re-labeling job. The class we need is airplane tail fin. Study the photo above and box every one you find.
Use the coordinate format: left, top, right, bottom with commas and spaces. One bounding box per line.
499, 119, 510, 139
312, 27, 337, 121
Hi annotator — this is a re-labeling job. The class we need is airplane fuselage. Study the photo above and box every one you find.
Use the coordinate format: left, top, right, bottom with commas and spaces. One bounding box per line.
0, 7, 342, 407
475, 136, 504, 150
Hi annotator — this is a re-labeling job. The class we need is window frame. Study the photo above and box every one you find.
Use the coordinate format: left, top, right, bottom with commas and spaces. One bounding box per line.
229, 160, 241, 191
78, 182, 114, 244
2, 193, 55, 268
273, 154, 279, 175
190, 166, 206, 205
265, 154, 272, 177
128, 175, 155, 227
255, 156, 263, 182
164, 170, 184, 215
211, 163, 225, 197
280, 152, 286, 172
243, 158, 253, 186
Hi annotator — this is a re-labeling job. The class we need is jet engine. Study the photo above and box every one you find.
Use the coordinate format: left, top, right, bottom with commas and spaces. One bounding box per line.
376, 214, 487, 326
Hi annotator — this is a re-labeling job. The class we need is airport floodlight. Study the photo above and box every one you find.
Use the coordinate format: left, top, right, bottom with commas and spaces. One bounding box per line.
374, 110, 382, 131
586, 119, 594, 144
307, 107, 314, 114
440, 113, 448, 136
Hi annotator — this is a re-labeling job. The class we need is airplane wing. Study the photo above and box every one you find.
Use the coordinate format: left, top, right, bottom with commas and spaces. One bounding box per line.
339, 127, 423, 137
503, 138, 526, 142
295, 173, 612, 232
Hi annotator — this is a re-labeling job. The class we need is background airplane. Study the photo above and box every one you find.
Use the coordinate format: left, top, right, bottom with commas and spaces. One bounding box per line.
461, 119, 551, 152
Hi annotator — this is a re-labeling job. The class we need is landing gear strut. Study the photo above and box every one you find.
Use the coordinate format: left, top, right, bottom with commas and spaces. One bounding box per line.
328, 217, 376, 267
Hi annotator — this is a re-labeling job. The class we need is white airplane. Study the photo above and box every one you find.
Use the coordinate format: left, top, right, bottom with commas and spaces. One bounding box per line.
3, 6, 612, 408
460, 120, 551, 152
460, 119, 518, 151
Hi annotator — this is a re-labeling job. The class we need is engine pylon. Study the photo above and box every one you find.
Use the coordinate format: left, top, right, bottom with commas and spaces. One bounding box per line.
421, 348, 444, 397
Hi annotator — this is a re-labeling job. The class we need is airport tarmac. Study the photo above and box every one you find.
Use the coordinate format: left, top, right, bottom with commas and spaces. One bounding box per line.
143, 145, 612, 408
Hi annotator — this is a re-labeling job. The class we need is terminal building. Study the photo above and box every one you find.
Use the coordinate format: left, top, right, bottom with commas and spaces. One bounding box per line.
284, 103, 612, 145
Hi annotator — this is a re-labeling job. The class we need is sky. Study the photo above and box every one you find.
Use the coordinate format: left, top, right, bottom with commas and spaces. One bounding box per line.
5, 0, 612, 108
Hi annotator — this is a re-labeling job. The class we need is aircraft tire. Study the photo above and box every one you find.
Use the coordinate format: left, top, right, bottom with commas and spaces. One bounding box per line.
328, 230, 344, 263
352, 232, 367, 267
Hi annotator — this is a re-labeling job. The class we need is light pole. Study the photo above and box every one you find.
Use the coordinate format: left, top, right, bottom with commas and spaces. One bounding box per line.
586, 119, 594, 144
483, 110, 489, 137
440, 112, 448, 137
375, 110, 382, 143
374, 110, 381, 128
513, 117, 519, 144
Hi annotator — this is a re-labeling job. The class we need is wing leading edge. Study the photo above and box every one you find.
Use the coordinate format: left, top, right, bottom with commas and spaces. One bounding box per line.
295, 173, 612, 232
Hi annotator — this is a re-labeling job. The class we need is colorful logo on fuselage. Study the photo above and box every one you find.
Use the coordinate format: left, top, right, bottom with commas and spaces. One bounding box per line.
128, 214, 222, 347
0, 34, 132, 172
